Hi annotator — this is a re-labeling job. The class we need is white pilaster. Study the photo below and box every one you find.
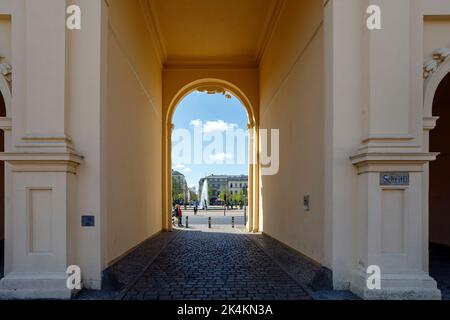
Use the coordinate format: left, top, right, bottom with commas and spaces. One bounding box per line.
0, 0, 84, 299
351, 153, 441, 299
349, 0, 441, 299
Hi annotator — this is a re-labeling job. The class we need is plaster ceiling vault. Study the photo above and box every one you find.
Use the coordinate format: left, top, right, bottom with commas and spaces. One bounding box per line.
143, 0, 285, 67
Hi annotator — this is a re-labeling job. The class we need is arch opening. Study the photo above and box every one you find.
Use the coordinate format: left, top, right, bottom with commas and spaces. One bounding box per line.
163, 79, 259, 233
429, 72, 450, 297
166, 79, 256, 127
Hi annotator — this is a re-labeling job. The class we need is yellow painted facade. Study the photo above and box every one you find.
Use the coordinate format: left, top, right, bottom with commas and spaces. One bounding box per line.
0, 0, 448, 299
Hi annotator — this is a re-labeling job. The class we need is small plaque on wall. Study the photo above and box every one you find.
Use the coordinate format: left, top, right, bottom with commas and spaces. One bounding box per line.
82, 215, 95, 227
380, 172, 410, 186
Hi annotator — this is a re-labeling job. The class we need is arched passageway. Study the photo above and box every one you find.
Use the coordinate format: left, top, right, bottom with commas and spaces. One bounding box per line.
170, 89, 250, 228
163, 79, 260, 233
429, 72, 450, 299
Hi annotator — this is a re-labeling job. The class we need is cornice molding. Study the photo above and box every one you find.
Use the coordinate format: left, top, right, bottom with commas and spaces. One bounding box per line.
351, 152, 438, 167
164, 58, 259, 70
0, 152, 84, 174
255, 0, 286, 64
140, 0, 167, 65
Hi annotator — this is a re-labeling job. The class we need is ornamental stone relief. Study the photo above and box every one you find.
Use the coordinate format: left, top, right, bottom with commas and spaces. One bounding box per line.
196, 86, 232, 99
424, 48, 450, 79
0, 56, 12, 92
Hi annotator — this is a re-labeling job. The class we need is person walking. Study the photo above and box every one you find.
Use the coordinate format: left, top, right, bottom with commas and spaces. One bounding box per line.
176, 204, 183, 227
194, 204, 198, 215
172, 206, 177, 226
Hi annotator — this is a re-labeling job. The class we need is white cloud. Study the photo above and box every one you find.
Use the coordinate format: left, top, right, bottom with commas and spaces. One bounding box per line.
173, 163, 185, 170
203, 120, 237, 133
190, 119, 202, 128
190, 120, 238, 133
209, 153, 233, 162
181, 168, 192, 173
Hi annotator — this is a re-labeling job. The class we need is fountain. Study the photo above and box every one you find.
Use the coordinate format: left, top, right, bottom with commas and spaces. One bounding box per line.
199, 179, 209, 210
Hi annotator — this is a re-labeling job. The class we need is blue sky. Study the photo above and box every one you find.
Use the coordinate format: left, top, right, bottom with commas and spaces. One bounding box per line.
172, 91, 249, 189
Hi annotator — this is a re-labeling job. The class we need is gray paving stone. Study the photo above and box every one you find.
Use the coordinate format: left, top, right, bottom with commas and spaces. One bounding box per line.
123, 229, 311, 300
75, 227, 449, 301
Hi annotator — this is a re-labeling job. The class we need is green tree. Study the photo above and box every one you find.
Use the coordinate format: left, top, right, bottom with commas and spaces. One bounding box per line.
189, 189, 198, 202
232, 192, 243, 203
172, 177, 185, 204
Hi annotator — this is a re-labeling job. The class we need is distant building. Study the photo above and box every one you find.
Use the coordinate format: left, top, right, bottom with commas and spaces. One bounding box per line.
199, 174, 248, 204
172, 170, 188, 203
228, 177, 248, 196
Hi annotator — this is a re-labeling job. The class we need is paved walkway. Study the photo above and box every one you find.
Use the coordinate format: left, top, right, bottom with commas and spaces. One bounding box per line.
76, 226, 361, 300
123, 228, 311, 300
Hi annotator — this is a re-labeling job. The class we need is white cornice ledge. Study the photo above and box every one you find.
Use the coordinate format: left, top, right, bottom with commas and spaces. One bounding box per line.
0, 152, 84, 174
351, 152, 438, 167
423, 116, 440, 131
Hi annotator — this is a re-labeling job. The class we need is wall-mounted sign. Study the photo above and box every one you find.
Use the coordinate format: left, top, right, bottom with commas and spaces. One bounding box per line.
380, 172, 410, 186
82, 215, 95, 227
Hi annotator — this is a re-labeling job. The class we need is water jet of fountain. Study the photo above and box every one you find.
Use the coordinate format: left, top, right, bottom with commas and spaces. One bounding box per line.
199, 179, 209, 210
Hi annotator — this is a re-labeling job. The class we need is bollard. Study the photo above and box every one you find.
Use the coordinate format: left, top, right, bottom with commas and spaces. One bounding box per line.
232, 217, 235, 228
186, 216, 189, 229
244, 206, 247, 225
208, 217, 212, 229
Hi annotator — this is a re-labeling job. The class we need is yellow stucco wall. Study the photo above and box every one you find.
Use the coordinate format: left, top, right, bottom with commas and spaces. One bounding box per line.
259, 0, 325, 264
424, 16, 450, 60
104, 0, 163, 265
0, 15, 11, 63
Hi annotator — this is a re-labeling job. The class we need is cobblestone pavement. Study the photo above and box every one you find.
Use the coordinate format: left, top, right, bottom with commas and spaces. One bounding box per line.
123, 229, 312, 300
76, 227, 449, 301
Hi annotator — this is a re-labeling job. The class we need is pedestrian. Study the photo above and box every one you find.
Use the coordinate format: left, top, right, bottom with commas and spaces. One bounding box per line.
172, 206, 177, 226
176, 204, 183, 227
194, 204, 198, 215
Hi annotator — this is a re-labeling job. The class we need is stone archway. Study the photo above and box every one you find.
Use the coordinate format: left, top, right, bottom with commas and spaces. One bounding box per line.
162, 79, 259, 233
423, 50, 450, 298
423, 53, 450, 245
429, 72, 450, 247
